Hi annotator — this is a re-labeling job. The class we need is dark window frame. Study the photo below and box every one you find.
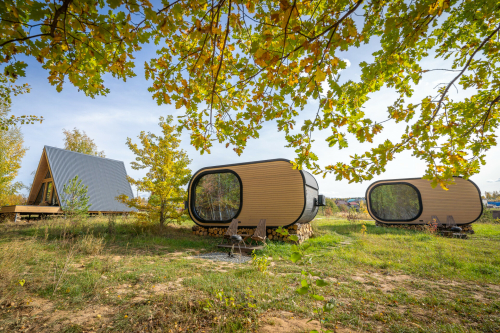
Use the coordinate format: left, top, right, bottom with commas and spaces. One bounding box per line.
35, 183, 46, 205
190, 169, 243, 223
368, 182, 423, 222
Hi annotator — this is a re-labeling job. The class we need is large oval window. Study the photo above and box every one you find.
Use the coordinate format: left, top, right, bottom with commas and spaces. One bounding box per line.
369, 183, 422, 221
193, 171, 241, 222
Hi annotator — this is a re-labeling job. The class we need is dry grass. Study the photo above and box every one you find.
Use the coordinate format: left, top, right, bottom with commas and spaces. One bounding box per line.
77, 233, 106, 255
0, 238, 39, 305
0, 216, 499, 332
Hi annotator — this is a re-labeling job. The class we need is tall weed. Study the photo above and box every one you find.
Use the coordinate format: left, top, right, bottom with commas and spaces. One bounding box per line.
77, 233, 105, 255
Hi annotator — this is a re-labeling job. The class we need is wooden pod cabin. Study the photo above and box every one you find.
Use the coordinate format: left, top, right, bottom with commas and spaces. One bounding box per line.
365, 177, 483, 225
187, 159, 324, 228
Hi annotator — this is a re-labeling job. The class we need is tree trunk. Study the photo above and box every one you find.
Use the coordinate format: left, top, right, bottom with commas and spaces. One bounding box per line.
160, 200, 165, 226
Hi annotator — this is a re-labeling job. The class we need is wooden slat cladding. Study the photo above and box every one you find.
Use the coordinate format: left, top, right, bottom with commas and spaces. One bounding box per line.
189, 160, 305, 227
0, 205, 62, 213
366, 177, 482, 225
28, 149, 50, 203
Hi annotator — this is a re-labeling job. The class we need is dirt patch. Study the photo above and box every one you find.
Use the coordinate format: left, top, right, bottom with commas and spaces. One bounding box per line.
260, 311, 321, 333
370, 273, 412, 283
15, 298, 116, 330
114, 283, 134, 295
27, 297, 54, 316
70, 263, 86, 270
151, 278, 185, 293
351, 273, 418, 294
55, 305, 115, 325
351, 275, 370, 283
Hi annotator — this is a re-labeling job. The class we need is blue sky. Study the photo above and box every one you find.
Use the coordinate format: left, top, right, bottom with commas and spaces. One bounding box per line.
10, 37, 500, 199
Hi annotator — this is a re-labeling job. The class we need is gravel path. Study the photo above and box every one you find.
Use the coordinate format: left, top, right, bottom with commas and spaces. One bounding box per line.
196, 252, 252, 264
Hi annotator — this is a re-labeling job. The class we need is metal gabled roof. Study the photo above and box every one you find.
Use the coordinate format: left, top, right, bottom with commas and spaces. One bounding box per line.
44, 146, 135, 212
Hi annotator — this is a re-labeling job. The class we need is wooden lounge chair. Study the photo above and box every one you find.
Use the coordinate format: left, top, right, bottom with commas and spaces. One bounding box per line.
430, 215, 442, 227
220, 219, 249, 243
251, 219, 267, 244
217, 218, 265, 252
446, 215, 456, 228
223, 219, 240, 241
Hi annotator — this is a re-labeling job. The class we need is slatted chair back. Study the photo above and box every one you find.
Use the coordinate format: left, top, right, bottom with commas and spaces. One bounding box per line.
225, 219, 240, 237
446, 215, 456, 228
430, 215, 442, 226
251, 219, 267, 243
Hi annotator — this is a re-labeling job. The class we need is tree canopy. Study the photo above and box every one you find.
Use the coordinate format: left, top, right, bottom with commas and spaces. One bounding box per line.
118, 115, 192, 226
0, 103, 28, 206
1, 0, 499, 187
62, 128, 106, 157
61, 175, 91, 217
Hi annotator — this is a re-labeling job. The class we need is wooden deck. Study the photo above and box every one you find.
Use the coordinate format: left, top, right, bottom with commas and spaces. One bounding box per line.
0, 205, 62, 214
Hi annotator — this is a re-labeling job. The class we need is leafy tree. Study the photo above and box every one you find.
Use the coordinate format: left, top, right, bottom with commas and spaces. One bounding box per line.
485, 191, 500, 201
61, 175, 91, 217
324, 206, 333, 220
62, 128, 105, 157
2, 1, 500, 186
118, 116, 192, 226
326, 197, 340, 214
0, 74, 42, 130
0, 103, 28, 206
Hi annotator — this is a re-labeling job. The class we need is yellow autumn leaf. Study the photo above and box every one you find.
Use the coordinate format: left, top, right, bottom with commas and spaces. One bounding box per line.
282, 7, 293, 29
315, 70, 326, 82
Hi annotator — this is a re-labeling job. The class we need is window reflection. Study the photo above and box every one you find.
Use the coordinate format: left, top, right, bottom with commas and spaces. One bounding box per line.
370, 184, 421, 221
194, 172, 241, 221
35, 183, 46, 205
45, 182, 53, 203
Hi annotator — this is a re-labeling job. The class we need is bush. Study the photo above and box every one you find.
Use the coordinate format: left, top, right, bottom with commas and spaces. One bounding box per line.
478, 207, 500, 224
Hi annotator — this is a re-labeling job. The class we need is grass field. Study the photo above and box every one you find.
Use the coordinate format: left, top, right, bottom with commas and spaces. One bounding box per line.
0, 216, 499, 332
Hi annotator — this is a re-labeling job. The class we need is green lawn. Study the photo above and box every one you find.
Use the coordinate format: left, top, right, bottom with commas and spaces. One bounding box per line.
0, 216, 499, 332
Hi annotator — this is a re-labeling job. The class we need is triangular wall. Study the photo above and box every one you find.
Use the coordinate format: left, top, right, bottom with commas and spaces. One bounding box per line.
27, 146, 135, 212
28, 148, 60, 206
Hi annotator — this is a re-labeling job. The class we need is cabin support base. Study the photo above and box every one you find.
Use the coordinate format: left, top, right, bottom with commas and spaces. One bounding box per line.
192, 222, 314, 244
375, 221, 474, 234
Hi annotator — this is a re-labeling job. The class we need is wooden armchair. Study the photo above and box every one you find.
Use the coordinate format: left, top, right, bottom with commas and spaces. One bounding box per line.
251, 219, 267, 244
222, 219, 248, 244
224, 218, 240, 239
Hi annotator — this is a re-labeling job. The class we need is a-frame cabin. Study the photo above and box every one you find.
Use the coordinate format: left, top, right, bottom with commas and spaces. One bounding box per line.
1, 146, 135, 221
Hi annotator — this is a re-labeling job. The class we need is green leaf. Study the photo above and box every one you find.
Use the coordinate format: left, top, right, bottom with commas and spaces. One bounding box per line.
289, 235, 299, 242
311, 294, 324, 301
290, 252, 302, 263
296, 286, 309, 295
316, 279, 328, 287
301, 279, 309, 287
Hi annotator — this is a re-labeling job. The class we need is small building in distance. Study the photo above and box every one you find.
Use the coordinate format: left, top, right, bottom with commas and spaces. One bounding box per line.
335, 200, 349, 207
487, 201, 500, 208
0, 146, 135, 222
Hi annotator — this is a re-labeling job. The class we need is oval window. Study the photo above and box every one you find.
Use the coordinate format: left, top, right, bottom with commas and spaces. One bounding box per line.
193, 171, 241, 222
369, 183, 422, 221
